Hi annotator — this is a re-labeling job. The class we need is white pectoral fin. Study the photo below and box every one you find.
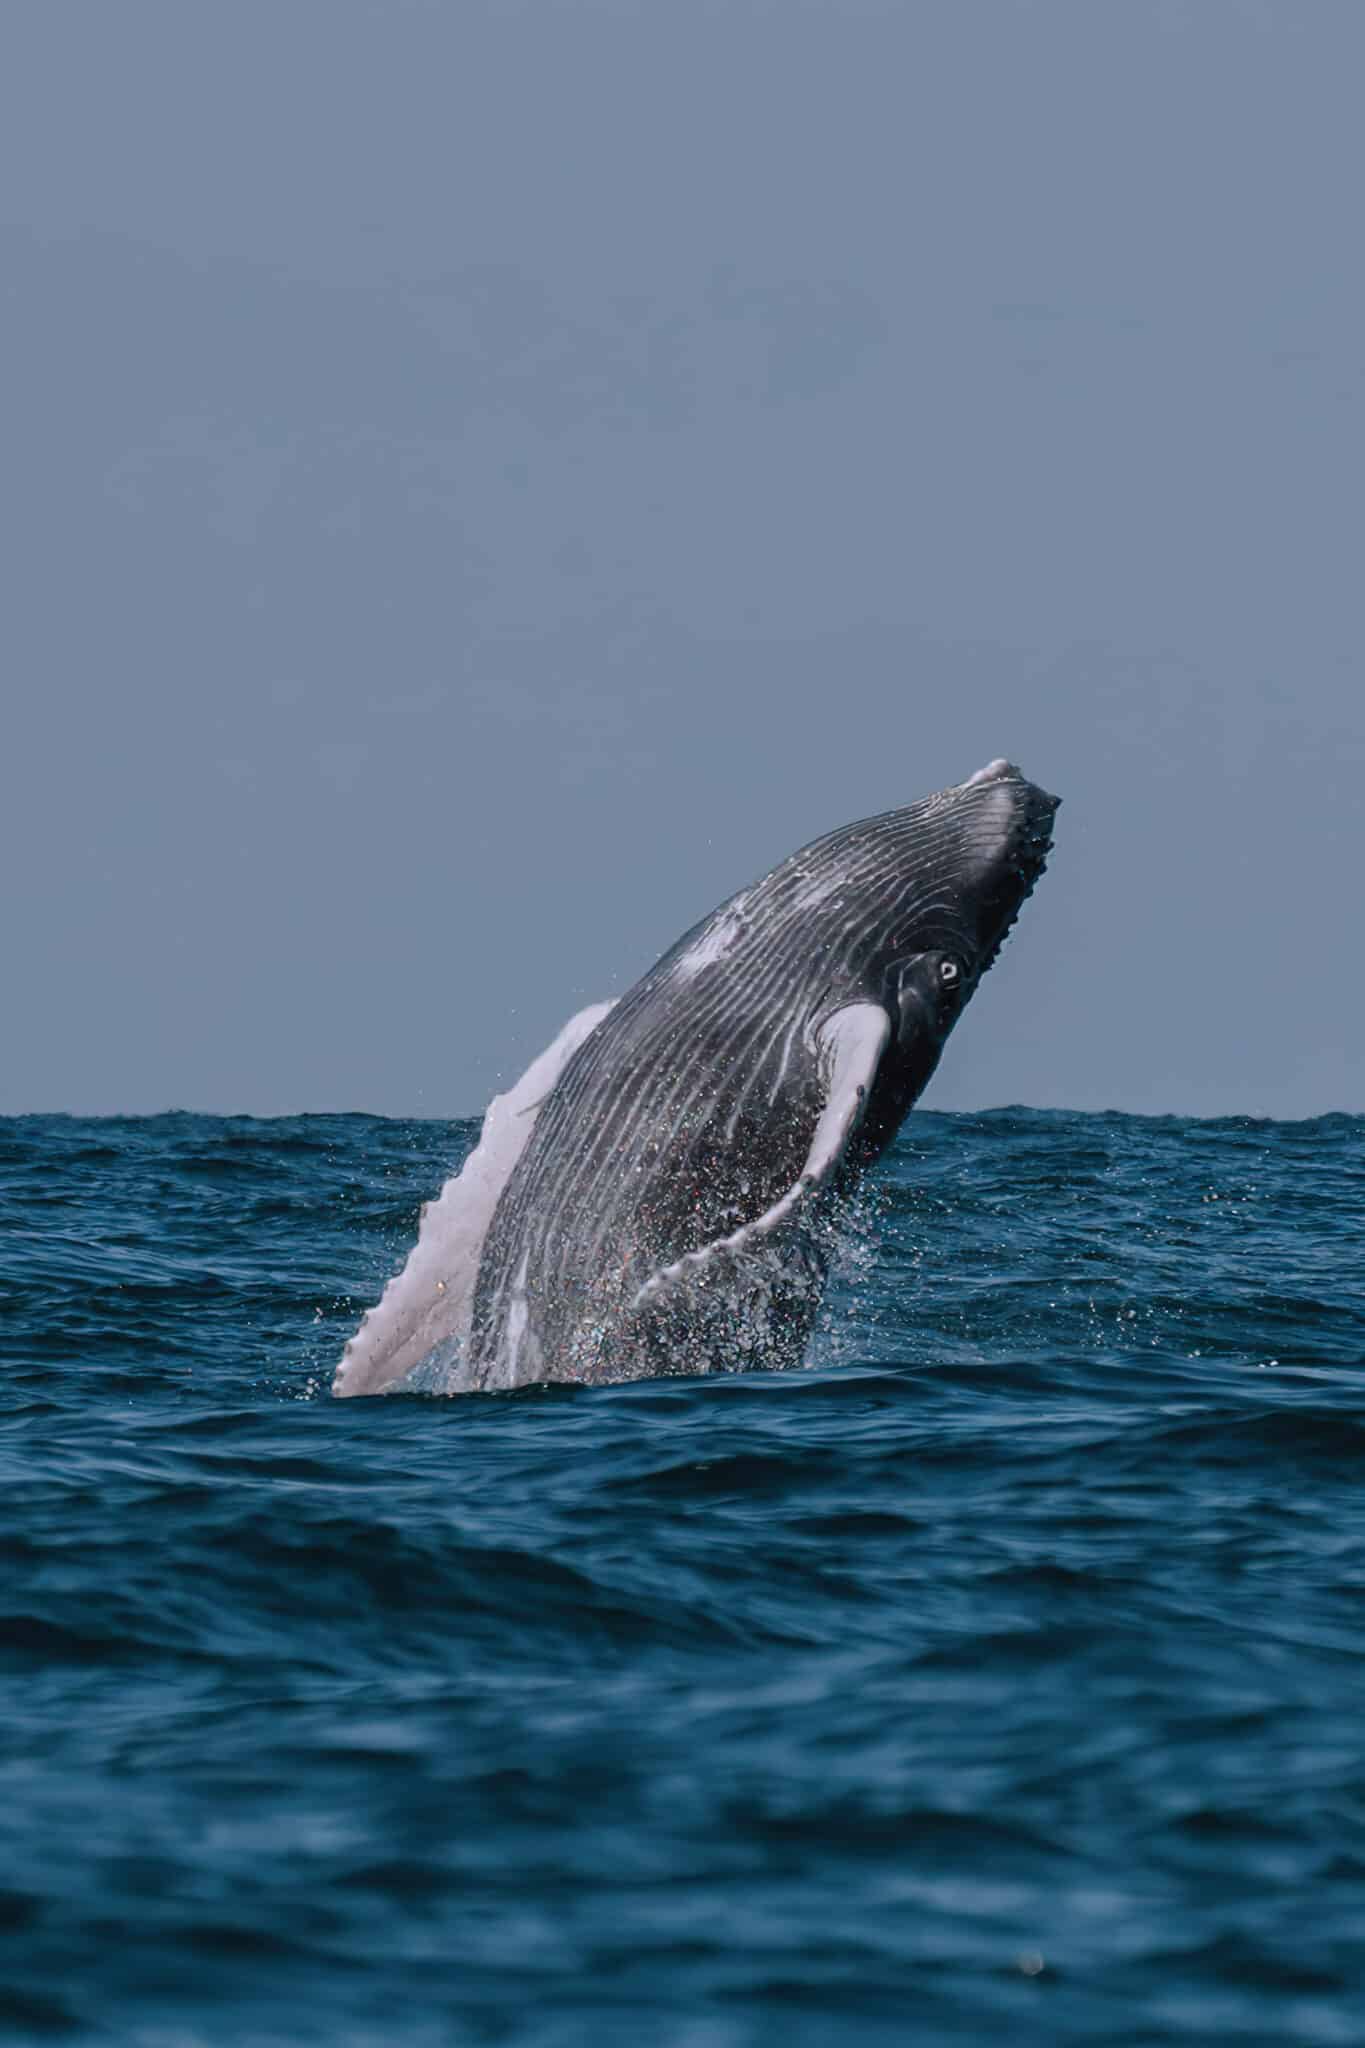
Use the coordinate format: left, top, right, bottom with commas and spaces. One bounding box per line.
802, 1001, 893, 1184
332, 1001, 615, 1397
633, 1001, 891, 1309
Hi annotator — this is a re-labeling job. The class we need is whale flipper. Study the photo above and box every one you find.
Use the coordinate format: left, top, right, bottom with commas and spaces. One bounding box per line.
332, 1001, 615, 1397
632, 1001, 891, 1308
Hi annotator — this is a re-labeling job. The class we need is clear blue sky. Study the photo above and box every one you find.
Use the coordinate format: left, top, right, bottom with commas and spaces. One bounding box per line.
3, 1, 1361, 1119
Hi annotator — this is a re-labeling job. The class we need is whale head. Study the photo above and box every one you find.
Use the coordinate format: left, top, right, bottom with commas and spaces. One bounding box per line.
942, 756, 1059, 980
846, 758, 1059, 1123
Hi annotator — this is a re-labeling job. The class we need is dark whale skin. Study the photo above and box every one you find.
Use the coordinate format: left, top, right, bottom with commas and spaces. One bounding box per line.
469, 763, 1058, 1387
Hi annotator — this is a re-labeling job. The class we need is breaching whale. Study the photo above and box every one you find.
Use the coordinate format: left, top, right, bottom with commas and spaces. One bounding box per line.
334, 759, 1058, 1397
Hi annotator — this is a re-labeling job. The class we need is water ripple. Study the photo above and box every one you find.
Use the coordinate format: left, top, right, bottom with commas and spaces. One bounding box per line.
2, 1109, 1364, 2042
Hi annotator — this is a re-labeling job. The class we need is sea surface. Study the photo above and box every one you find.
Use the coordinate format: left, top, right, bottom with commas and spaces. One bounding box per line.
3, 1108, 1365, 2046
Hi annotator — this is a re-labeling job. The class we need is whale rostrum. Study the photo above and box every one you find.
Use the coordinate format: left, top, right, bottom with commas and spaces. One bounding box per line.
334, 759, 1058, 1396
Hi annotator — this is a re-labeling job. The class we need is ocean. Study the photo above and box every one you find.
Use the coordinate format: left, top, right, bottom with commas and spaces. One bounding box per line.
3, 1107, 1364, 2045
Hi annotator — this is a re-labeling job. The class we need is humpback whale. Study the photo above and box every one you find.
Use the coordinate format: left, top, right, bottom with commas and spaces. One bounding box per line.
334, 759, 1058, 1397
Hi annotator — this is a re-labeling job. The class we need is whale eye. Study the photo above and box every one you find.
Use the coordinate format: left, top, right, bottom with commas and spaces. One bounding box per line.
938, 959, 961, 987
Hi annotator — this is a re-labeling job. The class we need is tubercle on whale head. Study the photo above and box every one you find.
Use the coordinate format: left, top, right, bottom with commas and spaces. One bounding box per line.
954, 759, 1060, 977
960, 754, 1059, 799
963, 756, 1022, 789
954, 758, 1061, 839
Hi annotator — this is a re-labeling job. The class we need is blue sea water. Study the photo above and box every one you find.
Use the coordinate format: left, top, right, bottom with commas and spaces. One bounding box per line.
3, 1107, 1365, 2046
